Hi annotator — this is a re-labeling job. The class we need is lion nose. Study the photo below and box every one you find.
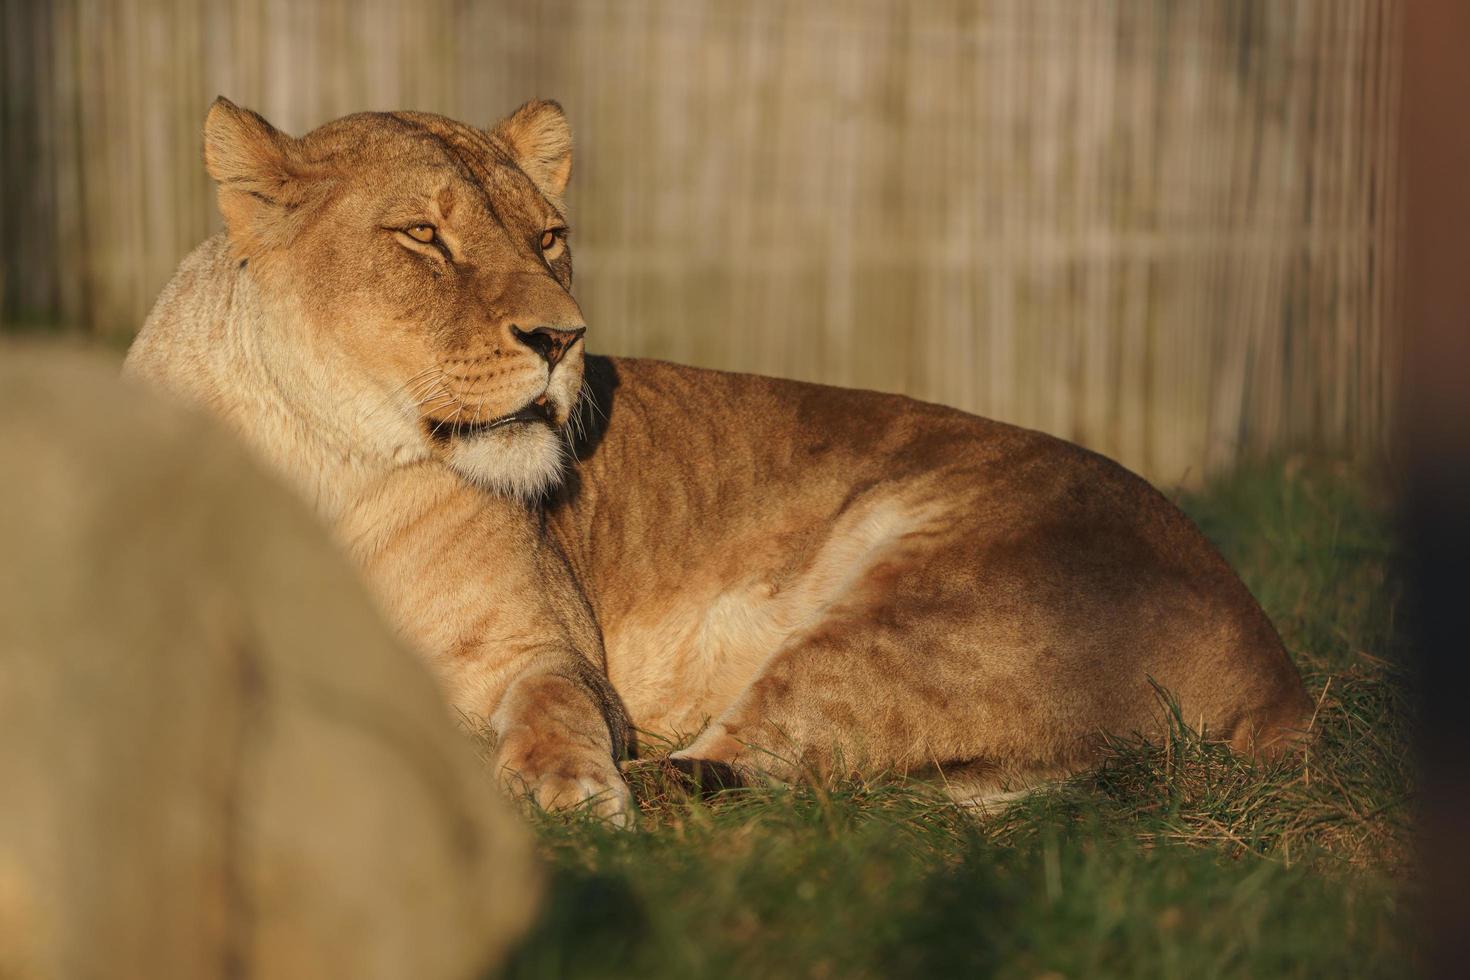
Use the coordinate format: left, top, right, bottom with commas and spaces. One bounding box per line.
511, 324, 586, 369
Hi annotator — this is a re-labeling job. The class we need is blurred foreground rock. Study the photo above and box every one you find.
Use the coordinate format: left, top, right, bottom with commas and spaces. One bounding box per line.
0, 344, 540, 980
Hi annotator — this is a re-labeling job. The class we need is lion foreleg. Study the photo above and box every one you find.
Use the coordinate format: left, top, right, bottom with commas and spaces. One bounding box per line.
488, 654, 634, 826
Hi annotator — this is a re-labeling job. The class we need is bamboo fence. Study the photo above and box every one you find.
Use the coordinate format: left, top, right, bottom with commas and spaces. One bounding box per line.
0, 0, 1402, 482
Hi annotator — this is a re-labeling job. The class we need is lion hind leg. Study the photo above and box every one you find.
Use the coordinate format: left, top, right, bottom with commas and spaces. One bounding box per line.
929, 758, 1080, 813
664, 612, 1072, 796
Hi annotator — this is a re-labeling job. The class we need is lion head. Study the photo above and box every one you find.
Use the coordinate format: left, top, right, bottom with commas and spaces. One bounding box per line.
202, 96, 587, 499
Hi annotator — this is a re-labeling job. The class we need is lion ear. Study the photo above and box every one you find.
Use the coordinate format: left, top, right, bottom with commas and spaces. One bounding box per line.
491, 99, 573, 204
203, 97, 317, 257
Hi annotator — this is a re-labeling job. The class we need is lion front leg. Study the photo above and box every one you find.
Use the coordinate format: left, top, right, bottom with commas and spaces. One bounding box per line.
489, 657, 635, 826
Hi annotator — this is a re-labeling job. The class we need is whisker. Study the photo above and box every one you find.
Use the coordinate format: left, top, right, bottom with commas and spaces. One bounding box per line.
418, 389, 459, 415
408, 376, 444, 401
428, 400, 464, 441
572, 404, 587, 445
358, 367, 443, 427
417, 368, 463, 432
579, 379, 607, 424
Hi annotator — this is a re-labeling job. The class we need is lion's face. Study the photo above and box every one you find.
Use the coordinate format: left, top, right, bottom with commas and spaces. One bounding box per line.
203, 98, 587, 499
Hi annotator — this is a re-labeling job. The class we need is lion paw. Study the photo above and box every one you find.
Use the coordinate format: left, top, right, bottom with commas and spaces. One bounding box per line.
497, 743, 634, 828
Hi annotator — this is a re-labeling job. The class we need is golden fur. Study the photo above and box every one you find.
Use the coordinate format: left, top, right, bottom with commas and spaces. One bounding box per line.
126, 99, 1310, 822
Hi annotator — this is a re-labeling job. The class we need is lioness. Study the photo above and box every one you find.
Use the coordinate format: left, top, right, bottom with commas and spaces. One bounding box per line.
126, 98, 1310, 823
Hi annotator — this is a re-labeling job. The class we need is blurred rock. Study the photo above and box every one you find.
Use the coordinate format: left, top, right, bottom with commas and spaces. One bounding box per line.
0, 344, 541, 980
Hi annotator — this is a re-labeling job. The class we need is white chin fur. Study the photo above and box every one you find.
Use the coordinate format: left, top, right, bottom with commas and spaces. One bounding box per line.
444, 424, 568, 502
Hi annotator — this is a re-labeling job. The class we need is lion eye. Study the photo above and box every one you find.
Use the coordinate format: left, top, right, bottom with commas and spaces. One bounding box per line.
540, 230, 557, 251
406, 225, 436, 244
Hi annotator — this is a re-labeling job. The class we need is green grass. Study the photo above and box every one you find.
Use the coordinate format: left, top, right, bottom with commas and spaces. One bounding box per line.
495, 458, 1415, 979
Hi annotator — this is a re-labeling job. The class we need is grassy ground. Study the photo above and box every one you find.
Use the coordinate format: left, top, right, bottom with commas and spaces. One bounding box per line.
495, 458, 1416, 980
